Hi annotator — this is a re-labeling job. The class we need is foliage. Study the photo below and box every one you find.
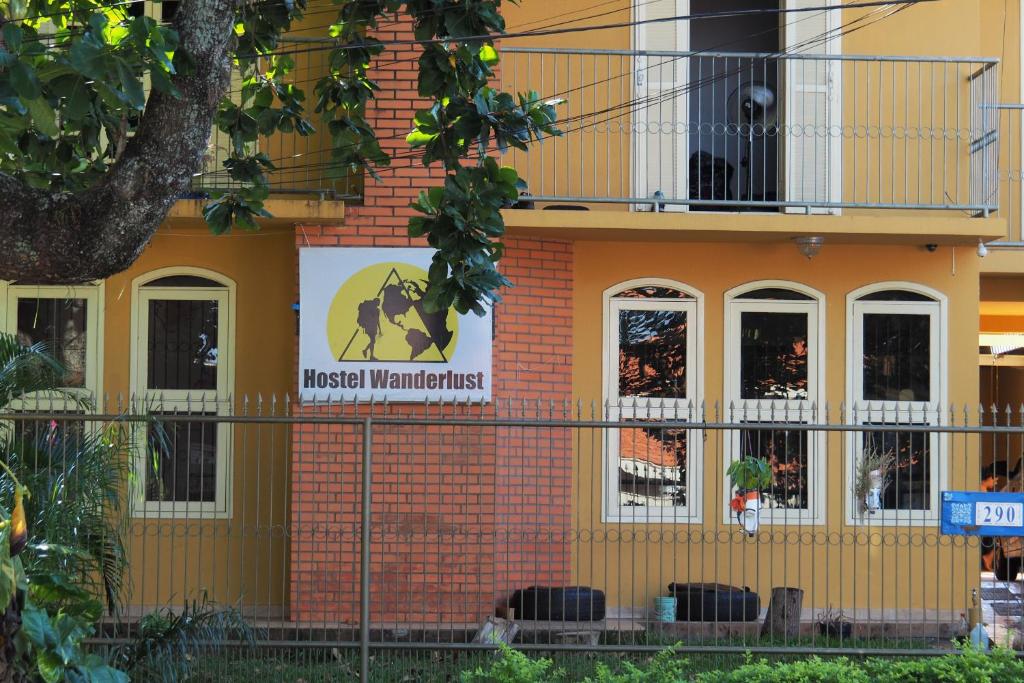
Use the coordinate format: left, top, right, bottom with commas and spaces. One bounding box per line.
111, 594, 261, 683
0, 0, 560, 314
0, 335, 130, 614
727, 456, 773, 492
16, 600, 127, 683
460, 643, 564, 683
0, 334, 134, 679
458, 644, 1024, 683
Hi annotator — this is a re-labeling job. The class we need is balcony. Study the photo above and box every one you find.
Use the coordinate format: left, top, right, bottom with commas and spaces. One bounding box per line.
497, 48, 1000, 237
188, 44, 1010, 243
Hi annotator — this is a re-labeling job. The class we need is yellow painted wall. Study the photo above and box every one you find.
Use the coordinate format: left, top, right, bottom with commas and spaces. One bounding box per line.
569, 240, 981, 615
103, 224, 296, 613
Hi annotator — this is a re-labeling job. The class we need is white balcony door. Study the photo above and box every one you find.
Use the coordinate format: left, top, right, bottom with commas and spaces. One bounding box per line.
632, 0, 689, 211
783, 0, 842, 213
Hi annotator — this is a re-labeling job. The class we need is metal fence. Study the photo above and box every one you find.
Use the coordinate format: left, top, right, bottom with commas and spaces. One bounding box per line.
13, 397, 1024, 680
499, 48, 999, 214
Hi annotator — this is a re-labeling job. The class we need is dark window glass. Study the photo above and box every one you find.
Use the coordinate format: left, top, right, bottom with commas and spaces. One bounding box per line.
740, 311, 808, 400
863, 426, 931, 510
146, 415, 217, 503
162, 1, 179, 22
736, 288, 813, 301
739, 426, 809, 510
618, 424, 687, 507
147, 299, 219, 390
143, 276, 223, 288
859, 290, 934, 302
618, 309, 687, 398
862, 313, 930, 402
614, 287, 691, 299
17, 298, 88, 388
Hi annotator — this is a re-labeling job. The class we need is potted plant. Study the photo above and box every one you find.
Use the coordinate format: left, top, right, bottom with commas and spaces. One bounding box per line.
727, 456, 772, 536
854, 448, 895, 516
816, 605, 853, 640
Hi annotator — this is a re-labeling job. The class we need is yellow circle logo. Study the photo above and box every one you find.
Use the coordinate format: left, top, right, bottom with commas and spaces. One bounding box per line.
327, 263, 459, 362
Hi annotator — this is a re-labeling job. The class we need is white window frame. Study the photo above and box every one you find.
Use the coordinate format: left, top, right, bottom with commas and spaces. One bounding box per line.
602, 278, 704, 523
129, 267, 236, 519
723, 280, 826, 525
845, 282, 947, 526
3, 282, 105, 407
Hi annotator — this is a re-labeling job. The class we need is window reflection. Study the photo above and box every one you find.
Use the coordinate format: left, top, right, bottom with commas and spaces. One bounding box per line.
862, 313, 930, 402
618, 425, 687, 507
740, 311, 808, 400
17, 298, 88, 388
618, 309, 687, 399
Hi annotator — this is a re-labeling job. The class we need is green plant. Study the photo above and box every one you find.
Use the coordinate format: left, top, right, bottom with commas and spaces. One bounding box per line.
0, 335, 132, 614
727, 456, 773, 492
15, 600, 127, 683
460, 643, 566, 683
111, 594, 262, 683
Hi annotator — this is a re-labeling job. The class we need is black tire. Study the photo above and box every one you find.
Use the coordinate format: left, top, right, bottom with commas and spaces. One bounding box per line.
510, 586, 606, 621
994, 547, 1022, 582
668, 583, 761, 622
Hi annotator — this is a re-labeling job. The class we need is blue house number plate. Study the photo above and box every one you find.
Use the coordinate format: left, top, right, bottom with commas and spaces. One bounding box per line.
941, 491, 1024, 537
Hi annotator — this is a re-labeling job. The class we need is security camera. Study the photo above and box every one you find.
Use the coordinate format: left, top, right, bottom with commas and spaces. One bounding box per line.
978, 240, 989, 258
925, 244, 938, 252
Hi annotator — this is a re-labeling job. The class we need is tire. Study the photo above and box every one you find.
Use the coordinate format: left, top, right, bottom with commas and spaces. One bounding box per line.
994, 547, 1022, 582
668, 583, 761, 622
510, 586, 606, 621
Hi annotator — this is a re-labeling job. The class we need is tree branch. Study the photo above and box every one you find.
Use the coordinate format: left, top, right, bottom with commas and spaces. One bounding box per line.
0, 0, 239, 283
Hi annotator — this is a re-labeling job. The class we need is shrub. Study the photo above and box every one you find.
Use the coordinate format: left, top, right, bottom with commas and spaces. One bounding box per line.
460, 644, 1024, 683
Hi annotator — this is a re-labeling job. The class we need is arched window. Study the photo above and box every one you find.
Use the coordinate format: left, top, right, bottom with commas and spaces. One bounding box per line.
847, 283, 946, 524
603, 279, 703, 523
724, 281, 825, 525
131, 268, 236, 519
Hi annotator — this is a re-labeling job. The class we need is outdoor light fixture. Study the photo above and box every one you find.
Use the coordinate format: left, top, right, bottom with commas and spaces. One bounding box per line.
793, 236, 824, 259
977, 239, 989, 258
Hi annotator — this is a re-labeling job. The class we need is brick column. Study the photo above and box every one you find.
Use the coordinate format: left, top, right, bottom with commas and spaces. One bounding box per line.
288, 18, 574, 625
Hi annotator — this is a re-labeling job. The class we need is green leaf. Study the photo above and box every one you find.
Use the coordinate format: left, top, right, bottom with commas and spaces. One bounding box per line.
10, 61, 41, 100
26, 98, 59, 138
478, 44, 499, 67
2, 24, 23, 54
21, 603, 58, 649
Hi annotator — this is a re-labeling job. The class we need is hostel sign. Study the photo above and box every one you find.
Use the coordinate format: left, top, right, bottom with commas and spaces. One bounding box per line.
299, 248, 493, 402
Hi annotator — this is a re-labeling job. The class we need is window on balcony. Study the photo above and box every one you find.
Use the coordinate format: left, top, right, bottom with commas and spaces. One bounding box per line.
603, 280, 704, 522
633, 0, 840, 212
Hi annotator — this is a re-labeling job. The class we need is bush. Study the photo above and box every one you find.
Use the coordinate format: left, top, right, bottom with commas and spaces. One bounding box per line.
460, 644, 1024, 683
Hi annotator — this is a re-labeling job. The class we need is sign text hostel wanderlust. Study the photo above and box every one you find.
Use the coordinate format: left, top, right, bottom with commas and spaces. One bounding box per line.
298, 248, 493, 401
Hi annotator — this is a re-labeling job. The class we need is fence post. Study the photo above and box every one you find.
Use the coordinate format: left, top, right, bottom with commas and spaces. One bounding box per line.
360, 416, 373, 683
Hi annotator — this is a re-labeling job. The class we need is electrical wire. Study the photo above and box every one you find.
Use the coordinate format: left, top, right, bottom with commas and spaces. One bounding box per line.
193, 0, 917, 183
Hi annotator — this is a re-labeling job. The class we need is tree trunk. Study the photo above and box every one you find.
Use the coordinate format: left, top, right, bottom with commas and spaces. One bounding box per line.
0, 0, 239, 284
760, 587, 803, 641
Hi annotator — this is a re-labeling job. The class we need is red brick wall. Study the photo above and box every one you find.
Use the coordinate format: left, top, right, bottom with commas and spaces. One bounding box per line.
288, 19, 574, 624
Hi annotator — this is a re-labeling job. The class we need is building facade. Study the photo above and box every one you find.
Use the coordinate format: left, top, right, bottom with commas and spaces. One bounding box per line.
17, 0, 1024, 629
